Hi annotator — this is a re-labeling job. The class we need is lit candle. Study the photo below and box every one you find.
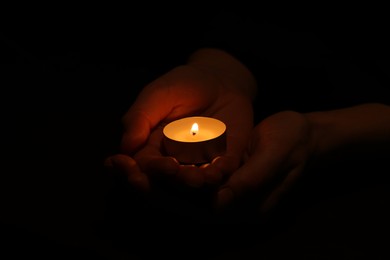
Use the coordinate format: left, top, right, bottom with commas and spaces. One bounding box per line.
163, 116, 226, 164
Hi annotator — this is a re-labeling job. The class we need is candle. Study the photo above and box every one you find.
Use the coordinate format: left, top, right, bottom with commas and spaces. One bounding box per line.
163, 116, 226, 164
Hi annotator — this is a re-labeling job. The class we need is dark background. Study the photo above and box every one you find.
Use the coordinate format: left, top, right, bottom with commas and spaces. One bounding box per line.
1, 4, 389, 259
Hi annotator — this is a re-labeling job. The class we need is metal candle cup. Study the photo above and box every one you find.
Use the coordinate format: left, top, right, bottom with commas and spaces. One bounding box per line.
162, 116, 226, 164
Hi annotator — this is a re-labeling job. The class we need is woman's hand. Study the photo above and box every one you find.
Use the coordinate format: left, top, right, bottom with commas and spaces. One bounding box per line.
105, 48, 257, 191
215, 103, 390, 215
215, 111, 314, 214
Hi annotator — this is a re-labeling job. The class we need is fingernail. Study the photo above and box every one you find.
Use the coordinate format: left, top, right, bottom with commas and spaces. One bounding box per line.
199, 163, 210, 169
216, 187, 234, 210
168, 156, 179, 164
211, 156, 222, 164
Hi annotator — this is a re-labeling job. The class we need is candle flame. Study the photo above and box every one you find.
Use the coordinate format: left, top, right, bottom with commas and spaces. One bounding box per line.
191, 123, 199, 136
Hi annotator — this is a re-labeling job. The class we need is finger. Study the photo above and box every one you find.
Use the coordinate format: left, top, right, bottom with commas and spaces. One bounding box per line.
121, 113, 152, 154
259, 164, 304, 216
136, 155, 179, 178
215, 94, 253, 172
105, 154, 151, 192
121, 84, 173, 154
201, 163, 223, 185
131, 124, 165, 158
214, 148, 284, 210
131, 125, 180, 177
176, 165, 205, 188
202, 155, 240, 185
211, 155, 240, 176
120, 72, 186, 154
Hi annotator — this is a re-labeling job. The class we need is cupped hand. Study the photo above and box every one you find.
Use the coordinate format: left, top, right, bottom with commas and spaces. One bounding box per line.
105, 48, 256, 191
215, 111, 315, 215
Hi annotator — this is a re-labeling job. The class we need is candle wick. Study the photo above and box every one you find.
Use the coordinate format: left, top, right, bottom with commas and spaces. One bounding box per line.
192, 132, 196, 136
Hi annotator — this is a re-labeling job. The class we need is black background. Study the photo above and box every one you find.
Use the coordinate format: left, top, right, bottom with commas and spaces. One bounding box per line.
1, 4, 390, 259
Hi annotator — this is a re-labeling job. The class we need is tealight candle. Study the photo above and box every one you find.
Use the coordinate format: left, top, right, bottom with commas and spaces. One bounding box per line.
162, 116, 226, 164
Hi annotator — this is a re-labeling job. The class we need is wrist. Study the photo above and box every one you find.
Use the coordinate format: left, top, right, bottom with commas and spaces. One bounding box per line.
305, 103, 390, 163
304, 110, 334, 163
187, 48, 257, 100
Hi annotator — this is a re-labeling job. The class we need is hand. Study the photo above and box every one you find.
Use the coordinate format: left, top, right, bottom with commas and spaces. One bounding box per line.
215, 111, 314, 214
215, 103, 390, 215
105, 48, 257, 191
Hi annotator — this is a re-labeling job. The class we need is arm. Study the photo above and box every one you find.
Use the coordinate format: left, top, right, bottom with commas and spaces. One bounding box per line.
216, 103, 390, 212
307, 103, 390, 163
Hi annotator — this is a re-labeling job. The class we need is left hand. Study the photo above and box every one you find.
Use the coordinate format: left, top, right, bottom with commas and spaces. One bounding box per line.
105, 48, 256, 192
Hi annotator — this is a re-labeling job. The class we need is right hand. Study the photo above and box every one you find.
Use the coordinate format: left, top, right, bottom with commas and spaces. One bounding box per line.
215, 111, 314, 214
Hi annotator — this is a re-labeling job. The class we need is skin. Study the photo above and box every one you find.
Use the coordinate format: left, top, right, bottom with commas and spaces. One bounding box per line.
216, 104, 390, 214
105, 48, 257, 191
105, 48, 390, 215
